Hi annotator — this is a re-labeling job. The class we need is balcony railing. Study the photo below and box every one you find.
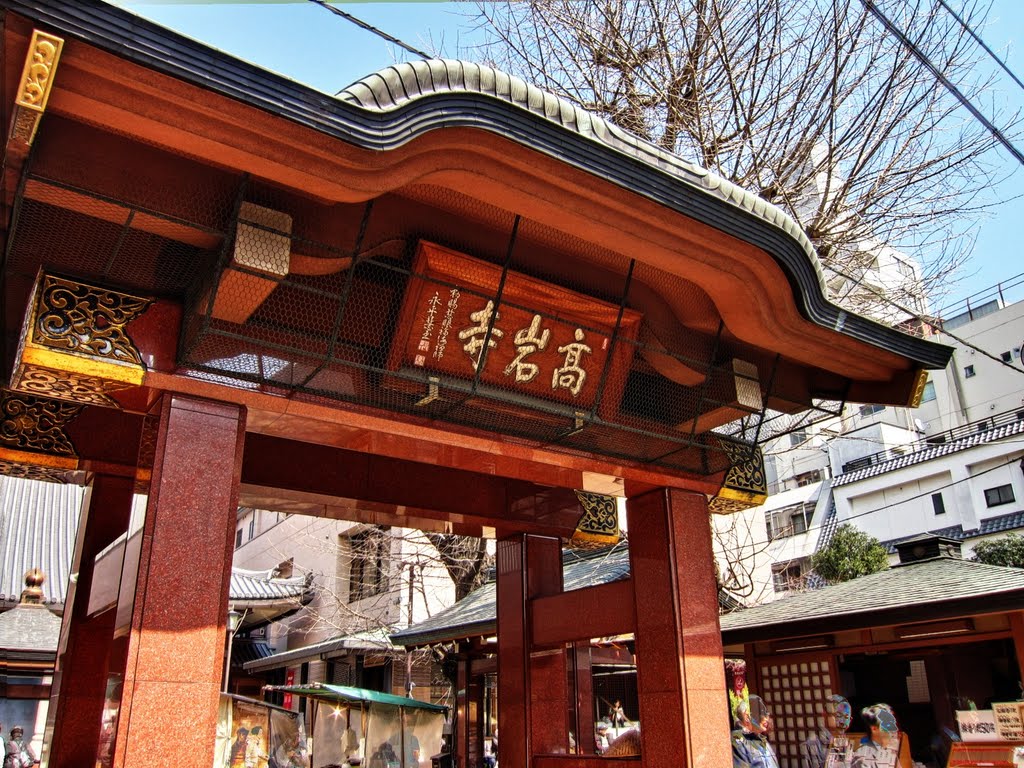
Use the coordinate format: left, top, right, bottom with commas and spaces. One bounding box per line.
840, 407, 1024, 475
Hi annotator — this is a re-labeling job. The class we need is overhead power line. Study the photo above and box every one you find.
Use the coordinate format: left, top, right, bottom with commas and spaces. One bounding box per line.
307, 0, 431, 61
860, 0, 1024, 167
935, 0, 1024, 95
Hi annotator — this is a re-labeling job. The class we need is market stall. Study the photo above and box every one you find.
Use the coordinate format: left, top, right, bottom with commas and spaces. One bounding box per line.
264, 683, 447, 768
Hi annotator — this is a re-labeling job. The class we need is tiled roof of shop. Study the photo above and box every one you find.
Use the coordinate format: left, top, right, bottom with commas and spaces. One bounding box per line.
230, 569, 311, 601
832, 418, 1024, 487
0, 476, 83, 607
719, 556, 1024, 638
391, 544, 633, 648
243, 627, 395, 672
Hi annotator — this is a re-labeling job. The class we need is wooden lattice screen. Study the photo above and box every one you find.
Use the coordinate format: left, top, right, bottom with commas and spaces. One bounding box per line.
757, 655, 835, 768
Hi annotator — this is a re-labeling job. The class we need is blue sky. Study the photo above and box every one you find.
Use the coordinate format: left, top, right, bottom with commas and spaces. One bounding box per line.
112, 1, 1024, 311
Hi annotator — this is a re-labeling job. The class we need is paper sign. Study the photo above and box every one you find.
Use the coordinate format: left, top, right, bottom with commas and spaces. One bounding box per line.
993, 702, 1024, 741
957, 710, 1000, 742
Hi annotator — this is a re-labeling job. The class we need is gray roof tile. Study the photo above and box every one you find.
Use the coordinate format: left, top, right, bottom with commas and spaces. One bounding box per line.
720, 557, 1024, 634
391, 545, 634, 647
0, 603, 62, 652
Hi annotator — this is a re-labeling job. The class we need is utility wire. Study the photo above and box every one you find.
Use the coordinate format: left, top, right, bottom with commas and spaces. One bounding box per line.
935, 0, 1024, 95
306, 0, 431, 61
860, 0, 1024, 167
827, 263, 1024, 377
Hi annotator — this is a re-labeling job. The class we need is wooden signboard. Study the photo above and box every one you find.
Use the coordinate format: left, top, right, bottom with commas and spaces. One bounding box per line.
389, 241, 642, 415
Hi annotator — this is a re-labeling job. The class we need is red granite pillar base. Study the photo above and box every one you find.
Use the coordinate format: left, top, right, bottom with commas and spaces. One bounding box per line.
45, 473, 134, 768
626, 488, 732, 768
496, 534, 568, 768
111, 395, 245, 768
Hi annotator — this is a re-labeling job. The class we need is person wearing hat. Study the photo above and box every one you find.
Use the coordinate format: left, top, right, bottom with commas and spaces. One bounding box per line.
3, 726, 38, 768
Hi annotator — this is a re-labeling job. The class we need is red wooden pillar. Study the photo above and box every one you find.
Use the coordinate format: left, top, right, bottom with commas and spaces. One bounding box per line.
454, 652, 484, 768
496, 534, 569, 768
626, 488, 732, 768
109, 395, 246, 768
44, 473, 135, 767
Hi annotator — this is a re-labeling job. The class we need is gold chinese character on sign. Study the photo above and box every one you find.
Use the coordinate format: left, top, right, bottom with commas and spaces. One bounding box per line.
504, 314, 550, 383
552, 328, 592, 397
458, 300, 503, 372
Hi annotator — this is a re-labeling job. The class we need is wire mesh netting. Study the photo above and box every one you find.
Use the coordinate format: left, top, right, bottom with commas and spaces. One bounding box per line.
4, 124, 850, 477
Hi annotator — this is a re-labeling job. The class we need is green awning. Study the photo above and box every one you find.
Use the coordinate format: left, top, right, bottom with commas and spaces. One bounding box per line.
263, 683, 446, 713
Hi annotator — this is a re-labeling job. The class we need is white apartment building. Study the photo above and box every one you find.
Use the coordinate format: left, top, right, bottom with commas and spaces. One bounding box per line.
232, 508, 457, 703
714, 274, 1024, 603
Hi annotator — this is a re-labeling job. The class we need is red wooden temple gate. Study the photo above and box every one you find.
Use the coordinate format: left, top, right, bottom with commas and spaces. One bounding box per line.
0, 3, 950, 767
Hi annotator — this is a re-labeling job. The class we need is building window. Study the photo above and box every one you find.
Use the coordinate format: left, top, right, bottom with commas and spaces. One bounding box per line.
920, 381, 936, 403
772, 563, 802, 593
235, 529, 243, 549
931, 493, 946, 515
349, 527, 390, 602
767, 502, 814, 541
984, 485, 1015, 508
964, 365, 975, 378
789, 428, 808, 448
795, 469, 823, 487
895, 259, 915, 279
248, 516, 255, 541
858, 404, 885, 417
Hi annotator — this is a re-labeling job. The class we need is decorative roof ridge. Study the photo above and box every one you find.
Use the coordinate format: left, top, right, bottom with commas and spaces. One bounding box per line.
338, 59, 826, 289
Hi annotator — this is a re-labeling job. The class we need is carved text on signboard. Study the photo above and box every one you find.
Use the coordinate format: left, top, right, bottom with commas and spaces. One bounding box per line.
390, 242, 642, 413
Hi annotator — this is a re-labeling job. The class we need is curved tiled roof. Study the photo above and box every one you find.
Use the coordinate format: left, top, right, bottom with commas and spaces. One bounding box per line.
2, 0, 951, 369
230, 568, 311, 601
338, 60, 826, 289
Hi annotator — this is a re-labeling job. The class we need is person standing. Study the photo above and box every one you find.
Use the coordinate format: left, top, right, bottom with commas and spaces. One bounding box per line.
732, 697, 780, 768
3, 727, 38, 768
608, 700, 627, 727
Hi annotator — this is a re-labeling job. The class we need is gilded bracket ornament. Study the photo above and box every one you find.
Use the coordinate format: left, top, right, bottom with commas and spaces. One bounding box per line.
708, 437, 767, 515
0, 390, 81, 483
9, 272, 152, 408
569, 490, 621, 550
10, 29, 63, 145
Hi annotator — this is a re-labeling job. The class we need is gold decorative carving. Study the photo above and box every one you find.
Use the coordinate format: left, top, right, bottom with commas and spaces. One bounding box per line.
12, 364, 123, 408
0, 391, 81, 457
10, 108, 38, 144
9, 30, 63, 146
15, 31, 63, 112
9, 273, 152, 408
709, 437, 767, 515
907, 368, 929, 408
34, 275, 151, 365
569, 490, 620, 550
0, 458, 74, 484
